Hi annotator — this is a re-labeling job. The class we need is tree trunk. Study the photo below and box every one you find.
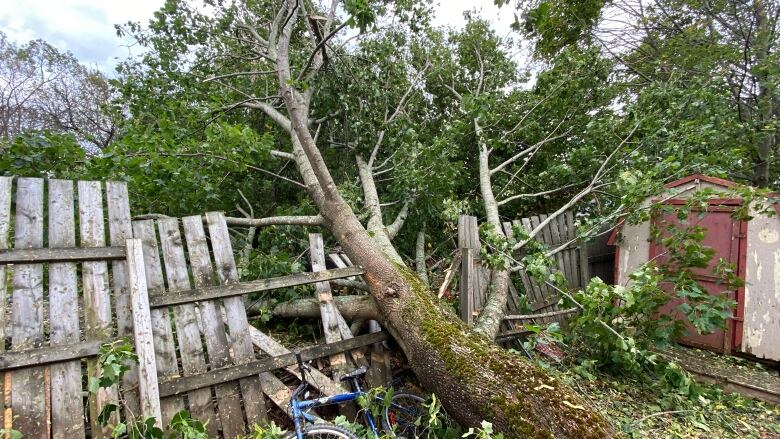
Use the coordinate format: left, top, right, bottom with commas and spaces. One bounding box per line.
274, 3, 613, 436
473, 118, 511, 339
752, 0, 776, 188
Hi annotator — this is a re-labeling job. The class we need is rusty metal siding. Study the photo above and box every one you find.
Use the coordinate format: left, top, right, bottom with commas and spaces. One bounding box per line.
742, 206, 780, 361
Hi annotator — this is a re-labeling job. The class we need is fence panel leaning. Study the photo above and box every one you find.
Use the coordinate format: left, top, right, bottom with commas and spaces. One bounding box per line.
457, 212, 588, 340
0, 177, 147, 439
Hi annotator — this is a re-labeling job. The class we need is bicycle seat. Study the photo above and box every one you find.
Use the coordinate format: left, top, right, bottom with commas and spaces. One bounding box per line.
339, 365, 368, 381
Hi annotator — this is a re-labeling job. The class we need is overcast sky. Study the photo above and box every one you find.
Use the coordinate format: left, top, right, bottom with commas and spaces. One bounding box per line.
0, 0, 517, 74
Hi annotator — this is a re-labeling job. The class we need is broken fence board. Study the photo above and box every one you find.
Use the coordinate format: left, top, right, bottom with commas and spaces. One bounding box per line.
105, 181, 140, 417
310, 234, 352, 378
48, 179, 85, 439
127, 238, 163, 427
10, 177, 47, 439
157, 218, 219, 436
0, 246, 126, 265
131, 219, 185, 427
247, 326, 345, 398
205, 211, 267, 426
162, 332, 387, 398
149, 266, 364, 308
181, 215, 245, 439
460, 247, 475, 325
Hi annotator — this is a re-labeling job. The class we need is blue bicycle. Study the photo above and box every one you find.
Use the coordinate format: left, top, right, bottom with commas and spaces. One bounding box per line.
286, 352, 427, 439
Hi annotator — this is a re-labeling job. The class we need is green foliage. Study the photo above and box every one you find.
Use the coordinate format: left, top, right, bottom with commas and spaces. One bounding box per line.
462, 421, 504, 439
90, 340, 214, 439
0, 132, 86, 178
0, 429, 22, 439
520, 0, 605, 57
168, 411, 212, 439
89, 338, 138, 394
245, 421, 286, 439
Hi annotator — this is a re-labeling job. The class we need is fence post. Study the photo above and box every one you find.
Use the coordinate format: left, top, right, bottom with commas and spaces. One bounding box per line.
460, 247, 475, 325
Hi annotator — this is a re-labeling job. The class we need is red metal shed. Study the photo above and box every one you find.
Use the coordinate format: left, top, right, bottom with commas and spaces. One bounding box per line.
609, 174, 780, 361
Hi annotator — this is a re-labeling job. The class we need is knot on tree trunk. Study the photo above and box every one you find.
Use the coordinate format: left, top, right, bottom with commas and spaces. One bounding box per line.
383, 281, 403, 299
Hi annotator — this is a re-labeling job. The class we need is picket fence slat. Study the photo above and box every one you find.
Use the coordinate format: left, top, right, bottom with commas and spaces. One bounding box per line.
10, 177, 47, 438
132, 219, 185, 427
106, 181, 141, 416
79, 180, 119, 438
157, 218, 219, 436
127, 238, 163, 427
181, 215, 246, 439
48, 179, 85, 439
0, 176, 12, 427
205, 212, 267, 426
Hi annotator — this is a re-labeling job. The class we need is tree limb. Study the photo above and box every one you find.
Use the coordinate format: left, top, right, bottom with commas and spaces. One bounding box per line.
224, 215, 324, 227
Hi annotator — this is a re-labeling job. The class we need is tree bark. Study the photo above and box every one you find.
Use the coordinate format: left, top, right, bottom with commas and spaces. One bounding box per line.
473, 118, 511, 339
752, 0, 776, 188
272, 2, 614, 436
258, 295, 379, 321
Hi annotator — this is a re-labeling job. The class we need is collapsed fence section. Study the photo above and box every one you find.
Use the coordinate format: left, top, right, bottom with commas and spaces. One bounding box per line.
0, 176, 393, 439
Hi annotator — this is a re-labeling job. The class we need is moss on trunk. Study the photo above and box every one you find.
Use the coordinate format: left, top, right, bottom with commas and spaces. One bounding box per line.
395, 268, 614, 438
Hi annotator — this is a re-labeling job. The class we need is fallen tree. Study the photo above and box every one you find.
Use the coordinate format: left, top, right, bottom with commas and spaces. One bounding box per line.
267, 1, 613, 436
118, 1, 615, 436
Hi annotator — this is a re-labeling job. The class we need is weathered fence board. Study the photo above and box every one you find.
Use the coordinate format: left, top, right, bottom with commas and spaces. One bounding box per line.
181, 215, 246, 439
10, 177, 47, 438
205, 211, 267, 426
106, 181, 140, 416
0, 340, 103, 371
48, 179, 85, 439
162, 332, 387, 397
248, 326, 345, 399
0, 176, 12, 430
132, 219, 185, 426
79, 180, 120, 437
157, 218, 219, 436
309, 233, 350, 383
0, 246, 126, 264
127, 238, 163, 427
149, 266, 364, 308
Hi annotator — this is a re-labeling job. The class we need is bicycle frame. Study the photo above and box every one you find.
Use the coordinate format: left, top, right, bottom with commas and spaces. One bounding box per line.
290, 353, 380, 439
290, 385, 383, 439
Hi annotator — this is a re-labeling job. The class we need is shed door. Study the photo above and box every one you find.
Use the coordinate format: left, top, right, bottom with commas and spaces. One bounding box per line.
650, 200, 745, 353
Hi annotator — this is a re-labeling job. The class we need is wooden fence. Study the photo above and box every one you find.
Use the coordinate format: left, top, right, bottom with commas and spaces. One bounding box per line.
0, 176, 390, 438
457, 212, 588, 334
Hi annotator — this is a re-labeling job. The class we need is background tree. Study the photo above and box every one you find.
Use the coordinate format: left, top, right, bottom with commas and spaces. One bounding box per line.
513, 0, 780, 188
0, 32, 118, 150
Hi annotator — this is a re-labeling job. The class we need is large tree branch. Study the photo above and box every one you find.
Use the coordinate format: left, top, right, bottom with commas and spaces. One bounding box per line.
498, 180, 585, 206
490, 128, 571, 177
385, 200, 411, 240
511, 121, 641, 252
224, 215, 324, 227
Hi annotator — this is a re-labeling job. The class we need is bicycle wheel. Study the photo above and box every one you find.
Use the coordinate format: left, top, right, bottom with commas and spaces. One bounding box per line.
382, 392, 427, 438
284, 424, 360, 439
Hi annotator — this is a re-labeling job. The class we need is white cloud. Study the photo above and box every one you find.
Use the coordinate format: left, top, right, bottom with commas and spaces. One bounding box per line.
0, 0, 163, 73
0, 0, 521, 75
